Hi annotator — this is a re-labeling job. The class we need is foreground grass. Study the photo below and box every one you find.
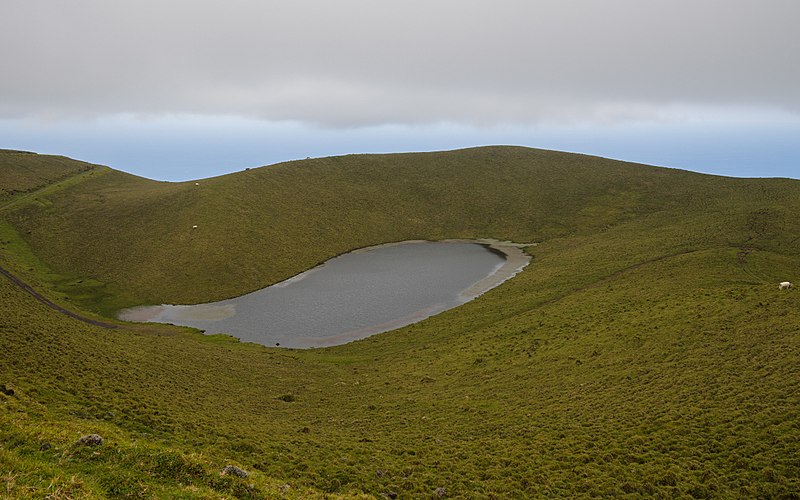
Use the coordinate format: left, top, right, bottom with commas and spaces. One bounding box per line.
1, 386, 357, 499
1, 147, 799, 497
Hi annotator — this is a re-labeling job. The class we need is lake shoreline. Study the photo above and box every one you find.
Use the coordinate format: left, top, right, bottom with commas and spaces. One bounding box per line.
449, 239, 533, 300
118, 239, 535, 344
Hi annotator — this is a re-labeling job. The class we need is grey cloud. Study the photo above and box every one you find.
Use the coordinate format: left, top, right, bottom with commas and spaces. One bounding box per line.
1, 0, 798, 125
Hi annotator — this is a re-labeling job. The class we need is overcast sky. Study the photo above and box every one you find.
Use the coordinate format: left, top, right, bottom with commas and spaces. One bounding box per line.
1, 0, 798, 180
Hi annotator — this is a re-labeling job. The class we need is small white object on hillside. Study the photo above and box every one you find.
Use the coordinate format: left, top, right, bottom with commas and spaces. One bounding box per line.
195, 182, 199, 186
192, 225, 198, 229
779, 281, 792, 290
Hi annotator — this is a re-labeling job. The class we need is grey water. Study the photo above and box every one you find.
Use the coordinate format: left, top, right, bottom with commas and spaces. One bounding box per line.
120, 241, 521, 348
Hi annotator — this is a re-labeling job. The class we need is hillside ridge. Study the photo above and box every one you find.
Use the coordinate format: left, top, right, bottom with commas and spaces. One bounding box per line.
4, 145, 798, 315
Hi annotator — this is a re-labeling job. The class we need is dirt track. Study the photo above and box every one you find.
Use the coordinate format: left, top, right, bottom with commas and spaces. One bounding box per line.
0, 264, 118, 329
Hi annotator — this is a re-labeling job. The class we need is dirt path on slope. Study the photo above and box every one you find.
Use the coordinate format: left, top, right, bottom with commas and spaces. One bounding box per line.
0, 264, 118, 329
1, 167, 121, 329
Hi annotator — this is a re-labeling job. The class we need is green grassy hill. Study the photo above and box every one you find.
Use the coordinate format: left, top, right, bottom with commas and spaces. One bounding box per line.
0, 150, 101, 203
1, 147, 799, 497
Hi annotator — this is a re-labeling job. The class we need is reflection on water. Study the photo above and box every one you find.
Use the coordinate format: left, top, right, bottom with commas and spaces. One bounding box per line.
119, 241, 529, 348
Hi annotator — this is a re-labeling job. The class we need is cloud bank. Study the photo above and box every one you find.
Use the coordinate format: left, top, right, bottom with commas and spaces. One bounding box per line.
2, 0, 798, 126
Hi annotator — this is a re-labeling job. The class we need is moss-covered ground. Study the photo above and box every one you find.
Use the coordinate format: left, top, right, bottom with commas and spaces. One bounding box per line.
1, 147, 799, 497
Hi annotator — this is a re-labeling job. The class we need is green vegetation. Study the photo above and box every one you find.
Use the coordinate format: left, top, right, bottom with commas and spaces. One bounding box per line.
1, 147, 799, 497
1, 383, 332, 499
0, 149, 101, 205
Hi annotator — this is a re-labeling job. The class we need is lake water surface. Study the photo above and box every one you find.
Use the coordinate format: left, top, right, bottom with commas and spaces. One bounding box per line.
119, 240, 529, 348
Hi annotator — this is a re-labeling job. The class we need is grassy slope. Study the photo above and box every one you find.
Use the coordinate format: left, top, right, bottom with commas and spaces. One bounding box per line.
0, 277, 360, 499
0, 150, 101, 203
1, 146, 799, 497
4, 146, 770, 313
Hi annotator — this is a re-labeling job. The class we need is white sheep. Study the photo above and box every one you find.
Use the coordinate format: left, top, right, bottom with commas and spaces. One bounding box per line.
779, 281, 792, 290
